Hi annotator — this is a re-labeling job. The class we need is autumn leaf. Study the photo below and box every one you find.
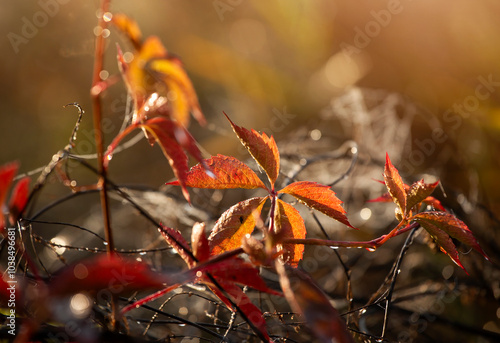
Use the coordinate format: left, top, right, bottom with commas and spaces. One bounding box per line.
275, 261, 354, 343
224, 113, 280, 187
0, 162, 30, 230
279, 181, 354, 228
49, 254, 168, 296
406, 180, 439, 214
209, 197, 267, 255
149, 56, 205, 126
413, 212, 490, 264
112, 13, 142, 50
8, 177, 30, 221
383, 153, 407, 215
158, 224, 195, 267
274, 199, 306, 266
166, 154, 267, 191
415, 218, 466, 270
116, 31, 205, 128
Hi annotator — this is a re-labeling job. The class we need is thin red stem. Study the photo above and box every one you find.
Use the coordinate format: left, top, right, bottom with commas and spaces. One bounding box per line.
91, 0, 114, 256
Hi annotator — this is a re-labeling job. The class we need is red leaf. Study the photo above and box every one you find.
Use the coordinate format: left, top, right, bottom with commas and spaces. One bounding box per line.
413, 212, 490, 262
198, 258, 281, 296
166, 154, 267, 191
224, 113, 280, 187
414, 216, 466, 270
158, 224, 195, 267
423, 196, 445, 211
406, 180, 439, 214
275, 262, 354, 343
50, 255, 167, 296
384, 153, 407, 215
8, 177, 30, 220
0, 162, 19, 229
208, 197, 267, 255
274, 199, 306, 267
191, 222, 210, 262
279, 181, 354, 228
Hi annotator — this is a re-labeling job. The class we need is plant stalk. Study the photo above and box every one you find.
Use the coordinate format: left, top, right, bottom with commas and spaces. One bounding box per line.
91, 0, 114, 256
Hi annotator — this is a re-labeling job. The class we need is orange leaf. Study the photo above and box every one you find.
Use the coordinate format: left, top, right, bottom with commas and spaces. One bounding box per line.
274, 199, 306, 267
119, 35, 205, 128
166, 154, 267, 190
149, 56, 205, 126
276, 262, 354, 343
279, 181, 354, 228
112, 13, 142, 50
224, 113, 280, 187
383, 153, 407, 215
208, 197, 267, 255
413, 212, 490, 263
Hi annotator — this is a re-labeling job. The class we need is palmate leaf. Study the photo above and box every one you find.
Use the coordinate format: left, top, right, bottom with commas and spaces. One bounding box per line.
276, 262, 354, 343
279, 181, 354, 228
383, 153, 407, 214
274, 199, 306, 267
166, 154, 267, 191
105, 117, 208, 202
208, 197, 267, 255
413, 212, 490, 265
224, 113, 280, 187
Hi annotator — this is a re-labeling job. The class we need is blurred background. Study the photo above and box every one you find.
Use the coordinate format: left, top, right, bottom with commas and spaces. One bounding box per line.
1, 0, 500, 209
1, 1, 500, 341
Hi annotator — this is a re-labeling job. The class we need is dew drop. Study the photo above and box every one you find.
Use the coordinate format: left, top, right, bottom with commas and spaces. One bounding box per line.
103, 241, 109, 246
359, 308, 367, 315
106, 154, 113, 161
139, 251, 147, 256
367, 247, 376, 252
329, 246, 339, 250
